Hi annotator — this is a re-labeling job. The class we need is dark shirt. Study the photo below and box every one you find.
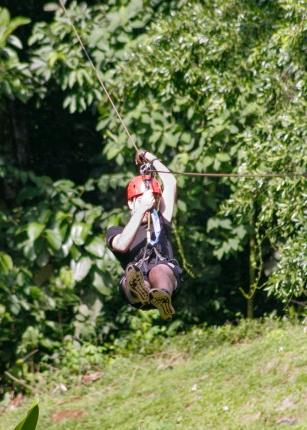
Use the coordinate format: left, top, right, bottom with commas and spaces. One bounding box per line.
106, 212, 174, 270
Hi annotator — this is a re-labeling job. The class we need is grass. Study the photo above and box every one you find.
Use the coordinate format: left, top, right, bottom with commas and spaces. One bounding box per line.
1, 318, 306, 430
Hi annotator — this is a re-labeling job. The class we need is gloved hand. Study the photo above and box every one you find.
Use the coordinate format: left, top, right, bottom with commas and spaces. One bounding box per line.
135, 150, 147, 166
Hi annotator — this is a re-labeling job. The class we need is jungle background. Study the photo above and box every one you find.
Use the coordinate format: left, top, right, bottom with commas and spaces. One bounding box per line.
0, 0, 306, 400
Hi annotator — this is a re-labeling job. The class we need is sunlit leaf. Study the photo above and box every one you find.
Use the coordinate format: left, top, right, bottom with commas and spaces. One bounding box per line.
27, 222, 45, 242
85, 237, 105, 258
71, 257, 92, 282
0, 252, 13, 273
45, 228, 62, 251
70, 222, 91, 246
93, 271, 111, 296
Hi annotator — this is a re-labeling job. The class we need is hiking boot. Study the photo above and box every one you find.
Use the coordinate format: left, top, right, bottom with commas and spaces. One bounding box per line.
149, 288, 175, 320
125, 264, 149, 305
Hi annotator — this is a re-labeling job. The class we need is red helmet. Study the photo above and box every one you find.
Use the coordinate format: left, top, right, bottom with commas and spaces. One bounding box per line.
126, 175, 162, 202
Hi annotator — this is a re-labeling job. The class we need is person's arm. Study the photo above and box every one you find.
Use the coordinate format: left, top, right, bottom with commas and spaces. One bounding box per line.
112, 189, 155, 252
143, 151, 177, 223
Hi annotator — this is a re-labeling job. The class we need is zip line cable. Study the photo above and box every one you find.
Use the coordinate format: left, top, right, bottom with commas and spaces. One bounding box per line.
58, 0, 139, 152
59, 1, 306, 180
150, 170, 307, 179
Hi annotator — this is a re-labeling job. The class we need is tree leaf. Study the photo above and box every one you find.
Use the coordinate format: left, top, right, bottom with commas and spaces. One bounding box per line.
216, 152, 230, 162
43, 3, 60, 13
71, 257, 92, 282
27, 222, 45, 242
85, 237, 105, 258
70, 222, 91, 246
45, 228, 62, 251
14, 402, 39, 430
93, 271, 111, 296
8, 34, 23, 49
0, 252, 13, 273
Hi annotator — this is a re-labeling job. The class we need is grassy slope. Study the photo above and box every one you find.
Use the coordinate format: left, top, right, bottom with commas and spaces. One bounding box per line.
1, 321, 306, 430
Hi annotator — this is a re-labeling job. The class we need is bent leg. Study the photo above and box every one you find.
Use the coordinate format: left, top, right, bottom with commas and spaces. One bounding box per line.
121, 264, 150, 305
148, 264, 177, 295
148, 264, 177, 320
122, 277, 151, 304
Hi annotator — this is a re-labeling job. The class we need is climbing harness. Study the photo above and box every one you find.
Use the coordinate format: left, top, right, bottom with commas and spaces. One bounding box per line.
139, 162, 152, 176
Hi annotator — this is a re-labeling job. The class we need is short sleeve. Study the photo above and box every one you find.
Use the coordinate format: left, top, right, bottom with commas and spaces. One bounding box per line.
106, 226, 123, 249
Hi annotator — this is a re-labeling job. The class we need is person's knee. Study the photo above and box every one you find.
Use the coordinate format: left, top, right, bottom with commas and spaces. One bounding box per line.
149, 264, 168, 281
148, 264, 176, 291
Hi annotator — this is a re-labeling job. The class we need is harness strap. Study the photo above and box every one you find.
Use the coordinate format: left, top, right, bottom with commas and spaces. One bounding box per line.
148, 209, 161, 246
131, 210, 165, 273
153, 246, 166, 262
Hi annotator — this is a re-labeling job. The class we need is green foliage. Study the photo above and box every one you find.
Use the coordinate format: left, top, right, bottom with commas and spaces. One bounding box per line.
0, 0, 306, 395
104, 0, 306, 302
0, 167, 122, 381
14, 402, 39, 430
111, 310, 172, 355
46, 311, 172, 382
0, 7, 33, 101
51, 340, 106, 379
28, 0, 184, 113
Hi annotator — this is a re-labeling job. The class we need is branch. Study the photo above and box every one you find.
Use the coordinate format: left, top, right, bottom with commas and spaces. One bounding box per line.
4, 371, 34, 393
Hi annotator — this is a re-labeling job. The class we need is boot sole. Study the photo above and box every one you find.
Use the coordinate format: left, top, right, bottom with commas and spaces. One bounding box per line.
125, 264, 149, 305
149, 289, 175, 320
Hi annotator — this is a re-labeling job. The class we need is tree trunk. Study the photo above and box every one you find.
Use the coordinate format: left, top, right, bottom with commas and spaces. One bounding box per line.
247, 220, 256, 319
8, 100, 29, 168
0, 101, 30, 204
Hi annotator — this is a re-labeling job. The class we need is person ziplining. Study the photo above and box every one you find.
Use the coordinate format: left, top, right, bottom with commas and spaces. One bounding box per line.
106, 151, 182, 320
58, 0, 306, 320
